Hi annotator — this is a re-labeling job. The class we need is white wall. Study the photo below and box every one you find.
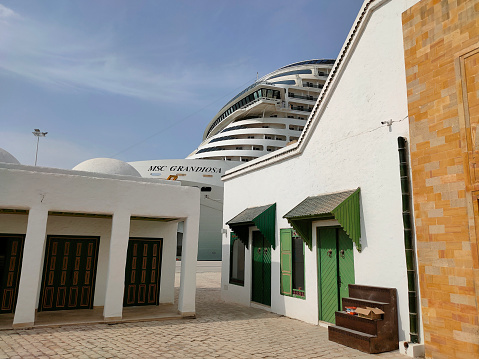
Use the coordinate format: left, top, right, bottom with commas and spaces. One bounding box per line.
221, 0, 421, 342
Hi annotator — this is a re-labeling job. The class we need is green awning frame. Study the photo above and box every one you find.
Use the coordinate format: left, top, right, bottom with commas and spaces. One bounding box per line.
283, 188, 361, 251
226, 203, 276, 249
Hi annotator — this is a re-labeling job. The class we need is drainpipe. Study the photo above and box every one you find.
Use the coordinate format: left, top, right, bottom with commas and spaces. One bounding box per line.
398, 136, 419, 344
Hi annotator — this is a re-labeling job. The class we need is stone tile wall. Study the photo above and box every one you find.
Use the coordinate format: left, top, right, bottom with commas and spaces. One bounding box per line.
402, 0, 479, 357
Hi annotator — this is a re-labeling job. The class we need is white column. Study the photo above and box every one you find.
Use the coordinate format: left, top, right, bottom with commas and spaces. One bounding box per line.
178, 215, 199, 316
103, 211, 130, 320
159, 221, 178, 304
13, 207, 48, 328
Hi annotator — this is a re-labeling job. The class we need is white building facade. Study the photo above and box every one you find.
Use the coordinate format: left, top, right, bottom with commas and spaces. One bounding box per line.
221, 0, 422, 349
0, 155, 200, 328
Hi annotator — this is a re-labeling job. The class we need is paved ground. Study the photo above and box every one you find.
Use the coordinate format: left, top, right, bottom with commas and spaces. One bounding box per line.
0, 272, 405, 358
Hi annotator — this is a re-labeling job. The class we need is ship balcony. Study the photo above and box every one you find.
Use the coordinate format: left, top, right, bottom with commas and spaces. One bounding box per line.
302, 82, 324, 89
287, 93, 318, 102
191, 148, 268, 159
288, 105, 313, 113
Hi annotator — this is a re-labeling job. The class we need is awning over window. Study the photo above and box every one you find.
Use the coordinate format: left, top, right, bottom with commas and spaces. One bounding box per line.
226, 203, 276, 249
283, 188, 361, 251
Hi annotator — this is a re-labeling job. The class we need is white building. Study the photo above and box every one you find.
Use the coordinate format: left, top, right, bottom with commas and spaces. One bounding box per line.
0, 150, 199, 328
221, 0, 423, 354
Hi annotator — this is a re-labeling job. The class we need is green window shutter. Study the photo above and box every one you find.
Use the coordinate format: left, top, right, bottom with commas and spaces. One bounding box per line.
280, 228, 292, 296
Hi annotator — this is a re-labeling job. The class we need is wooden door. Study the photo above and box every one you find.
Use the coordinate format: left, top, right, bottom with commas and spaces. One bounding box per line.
123, 238, 162, 307
39, 236, 100, 311
251, 231, 271, 306
317, 227, 354, 323
0, 234, 25, 313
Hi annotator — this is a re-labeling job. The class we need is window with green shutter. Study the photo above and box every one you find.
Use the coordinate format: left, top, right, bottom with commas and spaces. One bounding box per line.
280, 229, 305, 299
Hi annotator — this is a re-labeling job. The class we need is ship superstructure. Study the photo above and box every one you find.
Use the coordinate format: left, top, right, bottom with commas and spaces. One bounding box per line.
188, 59, 335, 162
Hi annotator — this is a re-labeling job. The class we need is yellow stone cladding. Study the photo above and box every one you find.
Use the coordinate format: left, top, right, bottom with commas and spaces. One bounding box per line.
403, 0, 479, 358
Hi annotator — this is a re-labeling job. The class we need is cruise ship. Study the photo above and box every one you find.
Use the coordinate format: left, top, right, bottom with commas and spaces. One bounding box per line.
188, 59, 335, 162
130, 59, 334, 260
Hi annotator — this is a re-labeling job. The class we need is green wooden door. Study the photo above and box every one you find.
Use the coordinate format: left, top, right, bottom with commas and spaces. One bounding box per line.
124, 238, 162, 307
317, 227, 354, 323
39, 236, 100, 311
0, 234, 25, 314
252, 231, 271, 306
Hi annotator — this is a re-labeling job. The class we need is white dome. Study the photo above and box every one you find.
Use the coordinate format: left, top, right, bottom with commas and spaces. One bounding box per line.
73, 158, 141, 177
0, 148, 20, 164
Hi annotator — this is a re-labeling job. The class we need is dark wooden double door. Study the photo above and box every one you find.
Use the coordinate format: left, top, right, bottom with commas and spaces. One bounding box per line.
39, 236, 100, 311
123, 238, 163, 307
0, 234, 25, 314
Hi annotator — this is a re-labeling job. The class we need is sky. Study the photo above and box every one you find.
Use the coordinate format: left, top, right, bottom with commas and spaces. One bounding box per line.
0, 0, 363, 169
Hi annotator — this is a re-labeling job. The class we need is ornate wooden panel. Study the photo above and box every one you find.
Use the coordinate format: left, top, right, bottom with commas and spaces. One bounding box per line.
251, 231, 271, 306
39, 236, 99, 311
123, 238, 163, 307
0, 234, 25, 314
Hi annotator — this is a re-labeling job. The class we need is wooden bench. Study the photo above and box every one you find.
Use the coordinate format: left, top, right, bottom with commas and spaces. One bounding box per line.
328, 284, 399, 354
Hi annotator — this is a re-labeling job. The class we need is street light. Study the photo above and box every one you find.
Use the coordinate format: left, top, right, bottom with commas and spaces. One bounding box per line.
32, 128, 48, 166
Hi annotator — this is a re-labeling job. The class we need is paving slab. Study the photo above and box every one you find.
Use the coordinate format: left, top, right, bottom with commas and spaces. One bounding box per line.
0, 272, 406, 358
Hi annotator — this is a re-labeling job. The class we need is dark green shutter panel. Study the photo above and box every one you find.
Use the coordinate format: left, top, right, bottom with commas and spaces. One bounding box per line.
280, 229, 292, 296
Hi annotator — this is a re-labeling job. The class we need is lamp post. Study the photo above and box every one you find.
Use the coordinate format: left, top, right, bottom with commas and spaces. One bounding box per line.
32, 129, 48, 166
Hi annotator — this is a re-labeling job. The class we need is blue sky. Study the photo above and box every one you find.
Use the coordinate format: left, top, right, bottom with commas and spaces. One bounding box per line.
0, 0, 363, 169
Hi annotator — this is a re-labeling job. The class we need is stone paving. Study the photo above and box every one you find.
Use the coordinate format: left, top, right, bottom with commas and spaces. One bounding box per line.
0, 272, 405, 358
